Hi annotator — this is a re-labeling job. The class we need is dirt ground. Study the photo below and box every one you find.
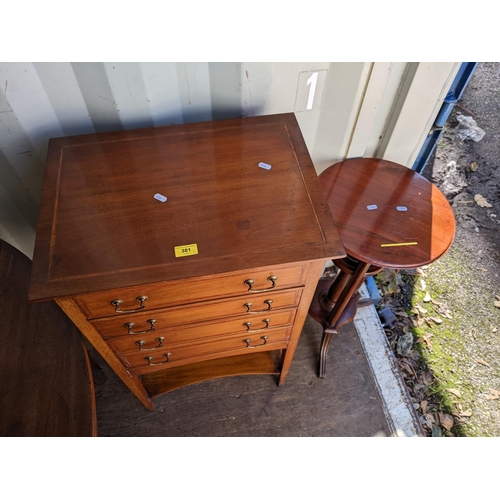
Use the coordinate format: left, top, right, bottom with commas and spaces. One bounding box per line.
427, 62, 500, 282
426, 62, 500, 435
423, 63, 500, 436
376, 62, 500, 436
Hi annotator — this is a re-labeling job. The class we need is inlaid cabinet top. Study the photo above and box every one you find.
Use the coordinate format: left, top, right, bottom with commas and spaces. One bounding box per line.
29, 113, 344, 300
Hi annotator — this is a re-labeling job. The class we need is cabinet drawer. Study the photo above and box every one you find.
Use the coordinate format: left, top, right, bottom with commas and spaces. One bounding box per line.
74, 263, 307, 319
107, 308, 297, 354
121, 327, 291, 376
92, 289, 302, 339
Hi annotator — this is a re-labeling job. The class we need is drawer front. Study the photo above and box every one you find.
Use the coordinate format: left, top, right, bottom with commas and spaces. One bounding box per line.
73, 263, 307, 319
92, 288, 302, 339
121, 327, 291, 375
107, 309, 297, 354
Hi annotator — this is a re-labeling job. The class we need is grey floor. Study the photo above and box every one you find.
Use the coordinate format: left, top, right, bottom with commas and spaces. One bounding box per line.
89, 315, 391, 437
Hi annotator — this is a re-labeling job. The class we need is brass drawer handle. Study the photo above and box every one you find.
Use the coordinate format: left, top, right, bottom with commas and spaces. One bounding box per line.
145, 353, 171, 365
244, 276, 277, 293
243, 336, 268, 348
243, 299, 273, 314
243, 318, 270, 332
136, 337, 165, 351
111, 295, 148, 313
124, 319, 157, 335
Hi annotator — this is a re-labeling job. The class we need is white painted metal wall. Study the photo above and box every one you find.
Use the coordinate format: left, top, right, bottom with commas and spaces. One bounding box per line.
0, 62, 460, 258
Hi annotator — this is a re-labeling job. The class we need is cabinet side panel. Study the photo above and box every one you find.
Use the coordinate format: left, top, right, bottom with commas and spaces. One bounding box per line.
55, 297, 154, 410
278, 260, 325, 384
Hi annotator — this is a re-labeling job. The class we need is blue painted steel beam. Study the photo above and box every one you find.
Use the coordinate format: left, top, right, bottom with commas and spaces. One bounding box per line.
412, 63, 478, 174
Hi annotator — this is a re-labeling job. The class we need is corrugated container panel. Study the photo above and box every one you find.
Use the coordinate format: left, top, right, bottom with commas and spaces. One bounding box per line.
0, 62, 460, 258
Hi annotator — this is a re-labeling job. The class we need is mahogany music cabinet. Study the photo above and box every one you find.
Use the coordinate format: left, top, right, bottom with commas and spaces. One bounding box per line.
28, 113, 345, 410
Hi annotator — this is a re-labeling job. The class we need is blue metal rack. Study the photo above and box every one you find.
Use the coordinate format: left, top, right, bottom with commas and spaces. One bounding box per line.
412, 62, 478, 174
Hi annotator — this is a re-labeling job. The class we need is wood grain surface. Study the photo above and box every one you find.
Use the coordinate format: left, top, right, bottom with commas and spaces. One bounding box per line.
27, 114, 345, 407
29, 113, 344, 301
319, 157, 456, 268
74, 263, 307, 319
0, 240, 96, 436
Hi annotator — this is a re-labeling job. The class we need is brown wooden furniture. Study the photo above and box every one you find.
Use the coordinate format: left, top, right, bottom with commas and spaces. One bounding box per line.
309, 158, 456, 378
28, 113, 345, 411
0, 239, 97, 436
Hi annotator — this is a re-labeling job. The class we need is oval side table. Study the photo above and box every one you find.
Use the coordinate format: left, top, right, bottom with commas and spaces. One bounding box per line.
308, 158, 456, 378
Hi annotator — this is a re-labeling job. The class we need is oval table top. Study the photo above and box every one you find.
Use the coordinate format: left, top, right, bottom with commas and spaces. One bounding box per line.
319, 158, 456, 269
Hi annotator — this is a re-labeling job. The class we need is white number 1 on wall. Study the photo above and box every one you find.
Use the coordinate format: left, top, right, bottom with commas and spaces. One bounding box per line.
306, 72, 318, 110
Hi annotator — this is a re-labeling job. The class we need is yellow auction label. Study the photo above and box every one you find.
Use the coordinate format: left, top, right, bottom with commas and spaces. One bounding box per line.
381, 242, 418, 248
174, 244, 199, 258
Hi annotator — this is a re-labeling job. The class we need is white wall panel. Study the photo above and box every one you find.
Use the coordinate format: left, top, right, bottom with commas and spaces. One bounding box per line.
365, 62, 409, 157
347, 62, 394, 159
139, 63, 184, 127
378, 62, 461, 166
1, 63, 63, 190
31, 62, 95, 137
177, 62, 212, 123
310, 62, 373, 174
70, 62, 123, 133
0, 62, 460, 258
0, 182, 36, 257
103, 62, 154, 129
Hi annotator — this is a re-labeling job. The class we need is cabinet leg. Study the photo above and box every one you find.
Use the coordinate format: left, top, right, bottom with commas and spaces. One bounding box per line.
56, 297, 155, 411
279, 260, 326, 386
319, 328, 336, 379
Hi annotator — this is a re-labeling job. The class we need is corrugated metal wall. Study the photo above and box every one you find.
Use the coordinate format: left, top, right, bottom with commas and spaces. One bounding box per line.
0, 62, 460, 258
